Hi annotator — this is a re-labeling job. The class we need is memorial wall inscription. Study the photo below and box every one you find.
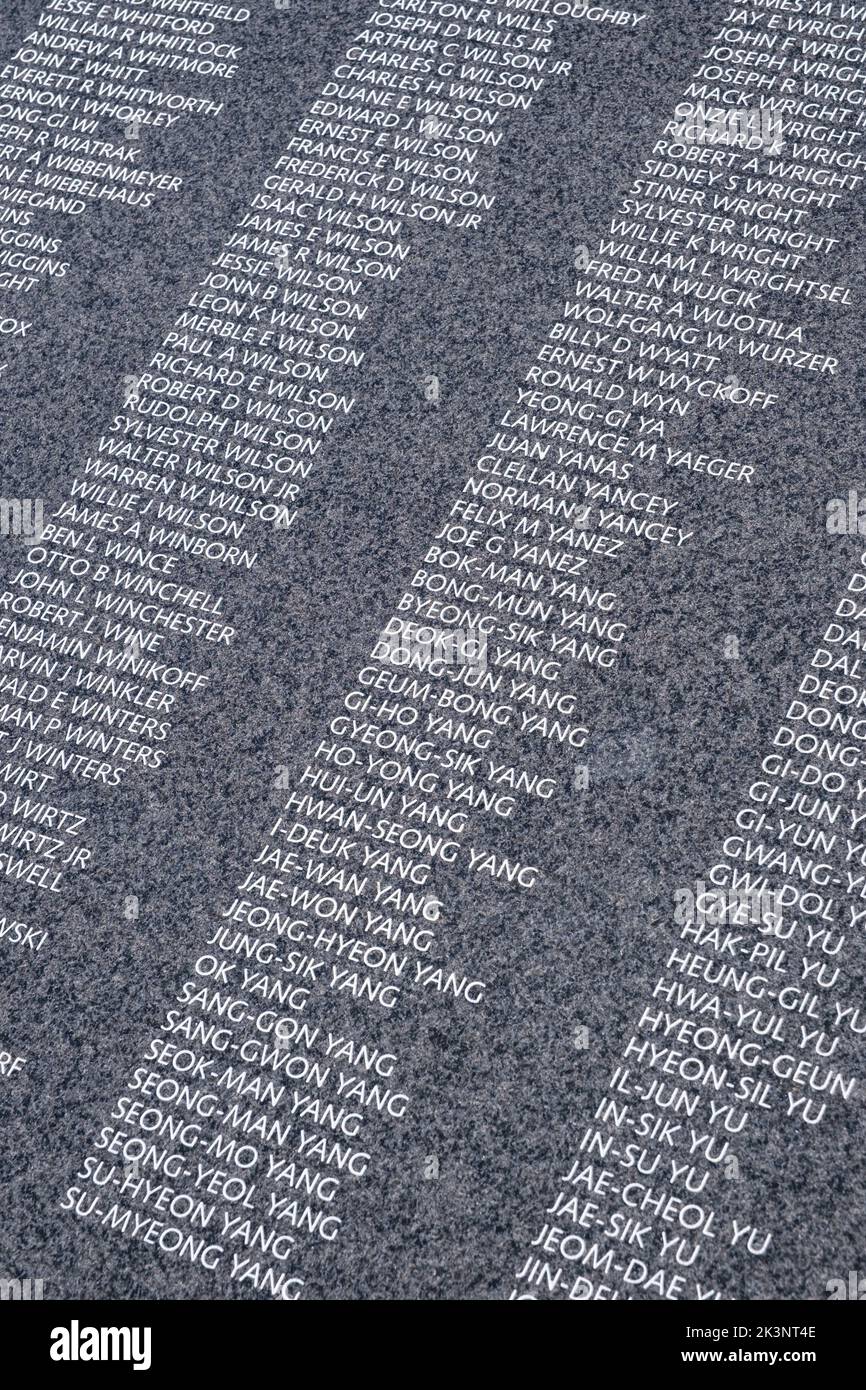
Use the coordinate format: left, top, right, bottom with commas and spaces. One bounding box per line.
0, 0, 865, 1305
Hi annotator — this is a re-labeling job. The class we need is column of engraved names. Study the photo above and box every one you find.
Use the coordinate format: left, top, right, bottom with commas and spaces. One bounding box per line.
63, 0, 866, 1297
507, 0, 866, 1303
0, 2, 576, 1296
0, 0, 251, 378
0, 1, 563, 939
510, 558, 866, 1302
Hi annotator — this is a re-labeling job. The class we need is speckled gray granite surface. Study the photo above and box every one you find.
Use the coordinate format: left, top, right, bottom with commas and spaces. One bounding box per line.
0, 0, 864, 1300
